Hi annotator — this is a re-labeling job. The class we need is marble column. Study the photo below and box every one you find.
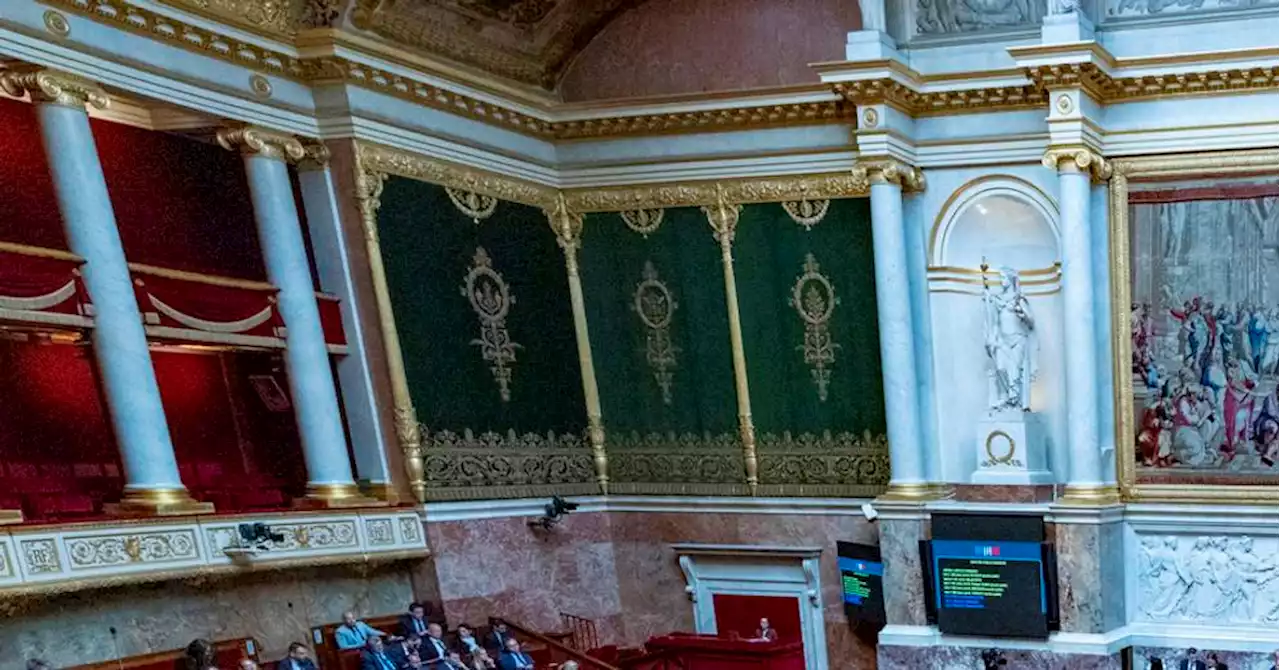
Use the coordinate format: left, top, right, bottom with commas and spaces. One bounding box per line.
217, 126, 375, 508
853, 160, 932, 499
294, 142, 398, 502
1043, 148, 1117, 504
0, 67, 210, 514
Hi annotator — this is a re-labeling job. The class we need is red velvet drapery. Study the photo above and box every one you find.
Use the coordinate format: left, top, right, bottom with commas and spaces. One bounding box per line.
0, 98, 63, 250
711, 594, 803, 643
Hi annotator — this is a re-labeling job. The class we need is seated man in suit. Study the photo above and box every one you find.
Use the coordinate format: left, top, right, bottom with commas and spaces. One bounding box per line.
498, 637, 535, 670
279, 642, 319, 670
455, 624, 481, 655
389, 633, 424, 668
362, 636, 402, 670
400, 602, 432, 638
420, 623, 450, 665
338, 611, 388, 651
1179, 648, 1207, 670
486, 622, 512, 653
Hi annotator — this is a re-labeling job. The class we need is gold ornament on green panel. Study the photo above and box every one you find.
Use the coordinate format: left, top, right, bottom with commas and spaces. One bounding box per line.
632, 261, 680, 405
790, 253, 840, 402
446, 187, 498, 224
781, 199, 830, 231
620, 208, 664, 238
461, 247, 520, 401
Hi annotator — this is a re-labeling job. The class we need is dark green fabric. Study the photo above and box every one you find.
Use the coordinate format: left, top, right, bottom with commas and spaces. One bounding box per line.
734, 198, 886, 436
377, 177, 585, 435
579, 207, 737, 436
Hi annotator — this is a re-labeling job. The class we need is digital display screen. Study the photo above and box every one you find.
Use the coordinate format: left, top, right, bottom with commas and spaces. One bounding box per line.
931, 538, 1048, 639
837, 542, 885, 627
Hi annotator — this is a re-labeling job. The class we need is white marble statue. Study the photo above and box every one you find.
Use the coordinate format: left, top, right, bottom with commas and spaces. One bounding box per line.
983, 266, 1037, 412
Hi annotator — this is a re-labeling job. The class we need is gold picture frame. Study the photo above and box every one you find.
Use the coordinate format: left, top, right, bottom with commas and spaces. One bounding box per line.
1110, 148, 1280, 504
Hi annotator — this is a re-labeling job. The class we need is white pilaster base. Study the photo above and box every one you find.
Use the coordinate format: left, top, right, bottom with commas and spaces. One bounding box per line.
1041, 12, 1096, 44
846, 30, 902, 62
972, 411, 1054, 484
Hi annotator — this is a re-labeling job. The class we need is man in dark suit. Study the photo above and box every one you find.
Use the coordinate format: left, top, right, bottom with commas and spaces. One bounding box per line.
279, 642, 318, 670
388, 634, 424, 668
362, 636, 401, 670
1179, 648, 1207, 670
421, 623, 450, 665
498, 637, 534, 670
486, 622, 512, 653
400, 602, 432, 638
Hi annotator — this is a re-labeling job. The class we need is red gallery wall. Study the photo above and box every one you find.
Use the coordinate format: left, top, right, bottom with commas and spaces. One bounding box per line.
712, 594, 803, 643
0, 98, 63, 249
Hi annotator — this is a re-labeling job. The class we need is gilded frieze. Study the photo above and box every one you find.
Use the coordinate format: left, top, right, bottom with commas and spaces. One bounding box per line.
756, 430, 890, 495
607, 431, 749, 494
65, 531, 199, 569
359, 143, 558, 209
20, 540, 61, 575
420, 429, 596, 500
563, 173, 868, 213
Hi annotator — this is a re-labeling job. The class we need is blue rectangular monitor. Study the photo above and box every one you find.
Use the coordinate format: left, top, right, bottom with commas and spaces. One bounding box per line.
930, 538, 1049, 638
837, 541, 885, 627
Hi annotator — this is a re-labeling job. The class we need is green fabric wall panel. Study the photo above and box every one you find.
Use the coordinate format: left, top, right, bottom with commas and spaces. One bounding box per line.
734, 198, 889, 496
579, 207, 746, 494
376, 177, 593, 499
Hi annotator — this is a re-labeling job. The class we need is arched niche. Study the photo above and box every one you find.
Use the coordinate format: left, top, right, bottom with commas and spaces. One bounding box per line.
926, 176, 1069, 483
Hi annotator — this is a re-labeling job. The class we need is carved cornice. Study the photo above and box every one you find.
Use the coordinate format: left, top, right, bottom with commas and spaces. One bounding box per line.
1042, 146, 1112, 182
216, 125, 306, 162
852, 159, 926, 193
563, 172, 868, 213
832, 79, 1045, 117
1024, 62, 1279, 102
357, 142, 559, 209
0, 66, 108, 110
551, 100, 854, 139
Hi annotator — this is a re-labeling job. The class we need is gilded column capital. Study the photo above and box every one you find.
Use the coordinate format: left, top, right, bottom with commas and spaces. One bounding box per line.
1042, 147, 1112, 182
545, 194, 584, 252
297, 141, 331, 171
355, 169, 388, 243
0, 66, 107, 110
702, 185, 742, 245
852, 159, 925, 192
216, 125, 306, 162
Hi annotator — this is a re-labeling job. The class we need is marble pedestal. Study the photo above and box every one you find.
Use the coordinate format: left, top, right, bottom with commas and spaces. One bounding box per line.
972, 411, 1053, 484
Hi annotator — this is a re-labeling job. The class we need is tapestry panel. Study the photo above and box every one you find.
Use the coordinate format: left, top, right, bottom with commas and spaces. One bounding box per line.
579, 207, 746, 495
377, 178, 593, 499
734, 198, 889, 496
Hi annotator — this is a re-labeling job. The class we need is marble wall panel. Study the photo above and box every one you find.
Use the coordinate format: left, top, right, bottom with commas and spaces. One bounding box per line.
1055, 520, 1126, 634
878, 645, 1123, 670
426, 512, 623, 639
878, 516, 927, 626
0, 563, 419, 670
1132, 646, 1277, 669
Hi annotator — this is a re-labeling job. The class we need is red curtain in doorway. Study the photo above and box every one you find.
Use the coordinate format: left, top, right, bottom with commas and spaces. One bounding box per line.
711, 594, 802, 643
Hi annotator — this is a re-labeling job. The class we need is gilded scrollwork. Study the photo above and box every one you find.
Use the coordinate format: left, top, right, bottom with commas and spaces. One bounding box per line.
633, 262, 680, 405
564, 173, 867, 213
358, 143, 558, 209
756, 430, 891, 492
852, 158, 927, 192
790, 254, 841, 402
420, 428, 596, 500
1042, 146, 1113, 182
216, 125, 306, 162
65, 531, 198, 568
781, 199, 830, 230
461, 247, 521, 402
608, 431, 747, 490
446, 188, 499, 224
620, 209, 665, 237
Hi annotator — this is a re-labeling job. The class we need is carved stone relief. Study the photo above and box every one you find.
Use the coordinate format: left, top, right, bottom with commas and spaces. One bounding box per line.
1136, 534, 1279, 625
1105, 0, 1277, 18
915, 0, 1045, 35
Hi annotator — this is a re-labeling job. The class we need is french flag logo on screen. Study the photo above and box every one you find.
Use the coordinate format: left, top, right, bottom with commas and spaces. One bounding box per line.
976, 545, 1001, 557
856, 562, 865, 570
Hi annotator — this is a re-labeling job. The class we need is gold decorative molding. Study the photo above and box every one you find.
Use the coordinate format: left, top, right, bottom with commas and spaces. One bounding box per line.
756, 430, 889, 496
702, 185, 758, 494
1024, 62, 1279, 103
546, 195, 609, 493
832, 78, 1044, 117
551, 100, 854, 139
1108, 148, 1279, 505
43, 10, 72, 38
43, 0, 303, 77
156, 0, 305, 38
620, 208, 665, 237
852, 158, 926, 193
608, 431, 749, 495
419, 429, 597, 501
1042, 147, 1112, 182
358, 142, 558, 209
297, 140, 331, 171
446, 188, 499, 224
781, 199, 830, 231
216, 125, 306, 162
0, 66, 108, 110
352, 158, 426, 503
564, 172, 868, 214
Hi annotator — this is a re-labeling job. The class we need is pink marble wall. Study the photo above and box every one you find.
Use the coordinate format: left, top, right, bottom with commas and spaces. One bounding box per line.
558, 0, 859, 101
426, 510, 878, 668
